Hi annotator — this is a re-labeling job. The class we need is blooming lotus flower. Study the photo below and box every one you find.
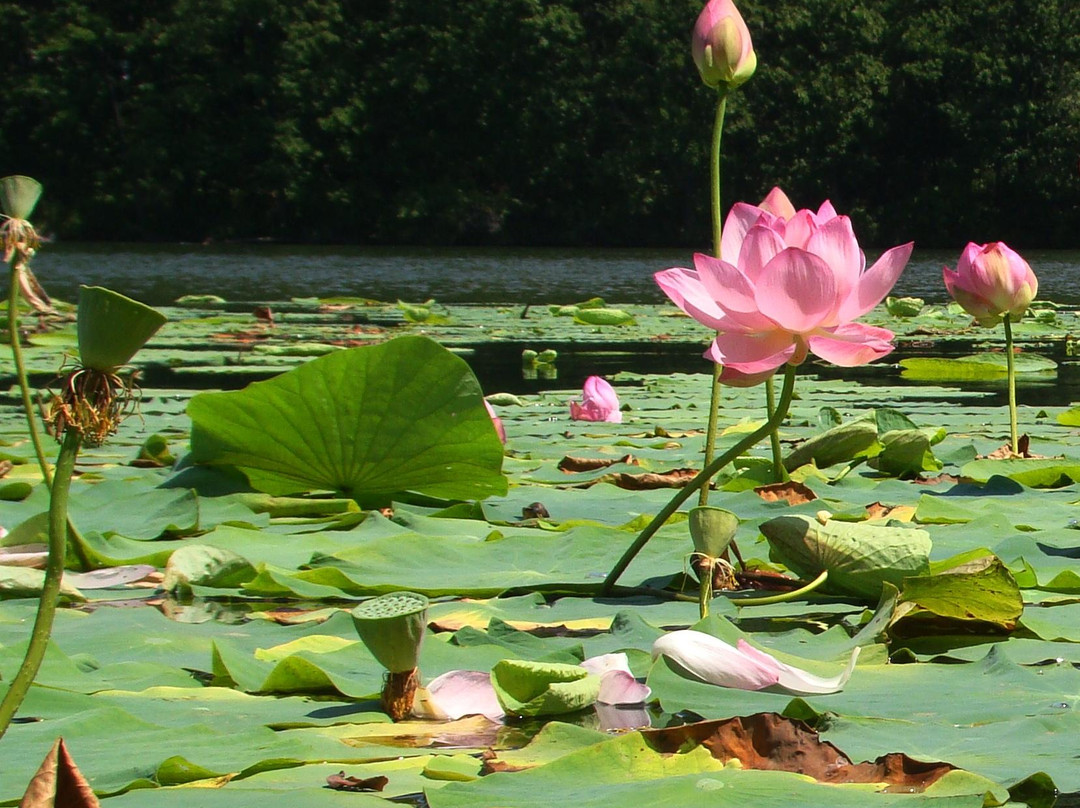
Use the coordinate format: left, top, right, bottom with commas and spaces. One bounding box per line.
484, 400, 506, 443
692, 0, 757, 90
652, 630, 859, 695
655, 189, 913, 386
570, 376, 622, 423
943, 241, 1038, 327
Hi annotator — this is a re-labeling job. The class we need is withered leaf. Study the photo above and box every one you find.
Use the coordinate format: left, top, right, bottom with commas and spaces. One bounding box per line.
754, 481, 817, 505
558, 454, 637, 472
642, 714, 955, 791
864, 502, 916, 521
984, 434, 1045, 460
325, 772, 389, 792
18, 738, 100, 808
595, 468, 698, 490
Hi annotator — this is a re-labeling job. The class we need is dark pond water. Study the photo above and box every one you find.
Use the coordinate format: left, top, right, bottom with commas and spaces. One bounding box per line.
25, 242, 1080, 307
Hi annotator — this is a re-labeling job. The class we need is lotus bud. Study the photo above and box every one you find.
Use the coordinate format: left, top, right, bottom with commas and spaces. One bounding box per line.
692, 0, 757, 91
943, 242, 1038, 327
351, 591, 429, 720
569, 376, 622, 423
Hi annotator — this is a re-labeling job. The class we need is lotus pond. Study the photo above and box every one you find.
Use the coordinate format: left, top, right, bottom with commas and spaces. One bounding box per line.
5, 293, 1080, 806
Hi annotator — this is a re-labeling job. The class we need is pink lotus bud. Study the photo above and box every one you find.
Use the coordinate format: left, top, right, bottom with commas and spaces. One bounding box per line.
692, 0, 757, 91
569, 376, 622, 423
483, 400, 506, 443
943, 242, 1038, 327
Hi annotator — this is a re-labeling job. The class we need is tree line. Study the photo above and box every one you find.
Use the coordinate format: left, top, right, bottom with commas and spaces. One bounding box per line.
2, 0, 1078, 248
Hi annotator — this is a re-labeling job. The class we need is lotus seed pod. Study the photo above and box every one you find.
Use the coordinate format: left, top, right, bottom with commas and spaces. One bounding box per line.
688, 506, 739, 558
350, 591, 429, 673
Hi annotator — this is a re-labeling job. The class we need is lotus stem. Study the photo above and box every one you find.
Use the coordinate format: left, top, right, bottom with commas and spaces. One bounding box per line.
601, 364, 797, 594
730, 569, 829, 607
1003, 317, 1018, 453
699, 91, 728, 508
6, 261, 93, 571
766, 376, 787, 482
7, 262, 51, 481
0, 429, 81, 740
698, 556, 713, 619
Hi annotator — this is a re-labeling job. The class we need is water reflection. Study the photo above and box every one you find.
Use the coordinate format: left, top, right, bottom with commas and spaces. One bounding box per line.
30, 243, 1080, 307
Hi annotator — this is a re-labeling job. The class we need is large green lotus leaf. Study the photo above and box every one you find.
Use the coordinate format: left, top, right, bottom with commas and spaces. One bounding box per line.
761, 515, 932, 600
868, 428, 944, 477
783, 420, 879, 471
890, 556, 1024, 637
187, 336, 507, 504
900, 353, 1057, 381
960, 458, 1080, 487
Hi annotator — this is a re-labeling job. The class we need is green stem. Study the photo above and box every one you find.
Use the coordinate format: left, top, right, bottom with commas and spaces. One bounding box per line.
6, 263, 93, 571
1003, 317, 1018, 453
0, 429, 81, 740
765, 376, 787, 482
699, 91, 729, 506
601, 364, 796, 594
698, 363, 722, 507
7, 263, 51, 482
698, 557, 713, 619
731, 569, 829, 607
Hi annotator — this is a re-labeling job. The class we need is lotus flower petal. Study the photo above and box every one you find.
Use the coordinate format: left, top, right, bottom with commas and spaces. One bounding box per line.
758, 187, 796, 221
654, 267, 729, 331
807, 322, 895, 367
839, 242, 914, 322
484, 400, 507, 444
754, 249, 836, 333
416, 670, 505, 721
581, 652, 652, 705
652, 630, 857, 695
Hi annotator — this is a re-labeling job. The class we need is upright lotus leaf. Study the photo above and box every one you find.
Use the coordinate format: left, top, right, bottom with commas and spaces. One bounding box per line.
761, 515, 931, 600
868, 428, 945, 477
490, 659, 601, 717
0, 175, 42, 219
783, 420, 878, 471
350, 591, 429, 673
77, 286, 167, 371
688, 506, 738, 558
187, 336, 507, 505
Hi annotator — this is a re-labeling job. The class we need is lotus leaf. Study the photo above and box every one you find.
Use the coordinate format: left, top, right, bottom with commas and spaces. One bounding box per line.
490, 659, 601, 717
187, 336, 507, 505
761, 515, 932, 600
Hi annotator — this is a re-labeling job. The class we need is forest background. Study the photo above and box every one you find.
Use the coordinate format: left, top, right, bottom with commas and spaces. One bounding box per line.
2, 0, 1079, 249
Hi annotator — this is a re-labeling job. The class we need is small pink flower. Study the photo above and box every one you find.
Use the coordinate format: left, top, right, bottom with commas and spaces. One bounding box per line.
569, 376, 622, 423
655, 188, 912, 386
484, 400, 506, 443
692, 0, 757, 90
943, 241, 1038, 327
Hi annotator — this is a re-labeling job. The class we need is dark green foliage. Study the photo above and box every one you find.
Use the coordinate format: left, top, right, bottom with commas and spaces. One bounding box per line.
1, 0, 1078, 246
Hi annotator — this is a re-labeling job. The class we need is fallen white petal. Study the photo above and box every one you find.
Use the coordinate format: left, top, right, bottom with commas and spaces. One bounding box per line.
652, 630, 780, 690
737, 639, 860, 695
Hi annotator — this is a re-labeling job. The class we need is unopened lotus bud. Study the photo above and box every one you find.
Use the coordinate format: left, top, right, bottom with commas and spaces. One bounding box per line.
692, 0, 757, 91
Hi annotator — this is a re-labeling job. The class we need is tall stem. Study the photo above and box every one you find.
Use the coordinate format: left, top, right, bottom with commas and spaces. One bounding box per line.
7, 263, 51, 482
0, 429, 81, 740
766, 376, 787, 482
601, 364, 796, 594
1003, 317, 1018, 453
6, 264, 93, 570
699, 91, 729, 507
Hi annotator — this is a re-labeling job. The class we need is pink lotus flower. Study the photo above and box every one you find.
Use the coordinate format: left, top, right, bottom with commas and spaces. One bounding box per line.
652, 630, 859, 695
484, 400, 506, 443
655, 188, 913, 386
943, 241, 1038, 327
570, 376, 622, 423
692, 0, 757, 90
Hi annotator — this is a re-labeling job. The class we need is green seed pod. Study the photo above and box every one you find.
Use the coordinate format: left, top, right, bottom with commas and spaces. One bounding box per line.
77, 286, 167, 371
350, 591, 429, 673
0, 175, 42, 220
688, 506, 739, 558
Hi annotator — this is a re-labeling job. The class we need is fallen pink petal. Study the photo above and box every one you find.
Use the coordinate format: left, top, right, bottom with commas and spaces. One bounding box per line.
414, 670, 505, 721
651, 630, 858, 695
484, 399, 507, 443
581, 653, 652, 704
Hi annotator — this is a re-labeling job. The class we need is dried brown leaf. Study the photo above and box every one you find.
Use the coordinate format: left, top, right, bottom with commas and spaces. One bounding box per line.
558, 454, 637, 472
597, 468, 698, 490
754, 481, 817, 505
18, 738, 100, 808
325, 772, 389, 792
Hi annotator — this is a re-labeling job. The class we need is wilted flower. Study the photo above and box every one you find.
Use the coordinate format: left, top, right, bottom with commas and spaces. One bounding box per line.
655, 188, 913, 386
692, 0, 757, 91
652, 630, 858, 695
570, 376, 622, 423
943, 241, 1038, 327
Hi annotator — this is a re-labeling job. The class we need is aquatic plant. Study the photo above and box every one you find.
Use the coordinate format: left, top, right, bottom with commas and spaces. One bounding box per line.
944, 241, 1038, 453
569, 376, 622, 423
